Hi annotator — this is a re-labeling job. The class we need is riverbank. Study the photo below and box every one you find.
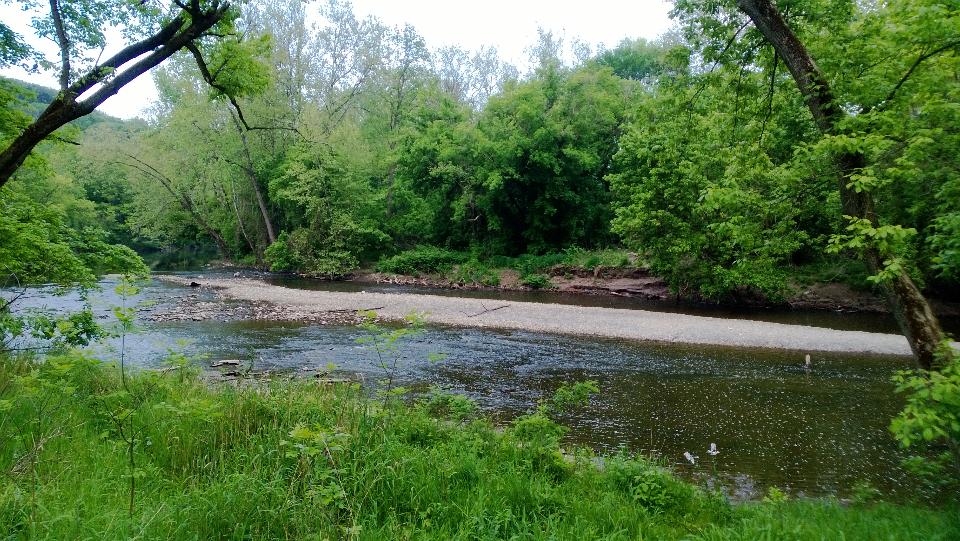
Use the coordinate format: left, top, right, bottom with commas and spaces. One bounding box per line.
355, 269, 960, 315
199, 256, 960, 316
2, 354, 957, 540
158, 275, 951, 356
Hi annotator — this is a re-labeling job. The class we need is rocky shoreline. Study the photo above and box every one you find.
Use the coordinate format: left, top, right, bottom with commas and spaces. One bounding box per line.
146, 281, 370, 326
162, 262, 960, 326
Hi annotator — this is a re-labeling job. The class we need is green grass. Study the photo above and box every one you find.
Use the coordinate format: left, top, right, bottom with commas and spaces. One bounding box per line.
451, 259, 501, 287
2, 353, 956, 540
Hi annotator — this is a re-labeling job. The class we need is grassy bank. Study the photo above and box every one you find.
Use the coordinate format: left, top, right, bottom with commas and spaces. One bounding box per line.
1, 354, 957, 540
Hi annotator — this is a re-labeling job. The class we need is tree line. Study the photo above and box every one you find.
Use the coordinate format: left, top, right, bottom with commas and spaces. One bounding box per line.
1, 0, 958, 368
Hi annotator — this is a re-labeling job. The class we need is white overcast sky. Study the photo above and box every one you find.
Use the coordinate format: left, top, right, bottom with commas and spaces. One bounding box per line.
0, 1, 674, 119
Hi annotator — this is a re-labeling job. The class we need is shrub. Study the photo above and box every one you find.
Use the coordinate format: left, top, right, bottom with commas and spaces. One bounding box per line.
890, 349, 960, 499
376, 246, 468, 275
424, 388, 477, 421
452, 259, 501, 286
265, 228, 363, 277
520, 273, 553, 289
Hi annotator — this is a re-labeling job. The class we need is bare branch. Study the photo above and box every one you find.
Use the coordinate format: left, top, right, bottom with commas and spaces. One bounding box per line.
758, 50, 779, 147
464, 304, 510, 318
48, 0, 71, 91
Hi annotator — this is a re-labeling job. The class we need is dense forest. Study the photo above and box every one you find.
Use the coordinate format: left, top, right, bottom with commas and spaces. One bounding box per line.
2, 0, 957, 306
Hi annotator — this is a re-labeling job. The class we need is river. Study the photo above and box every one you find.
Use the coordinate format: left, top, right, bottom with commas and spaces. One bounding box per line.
8, 272, 952, 501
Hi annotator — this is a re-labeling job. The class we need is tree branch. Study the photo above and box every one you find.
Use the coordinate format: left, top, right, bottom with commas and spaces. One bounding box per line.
48, 0, 71, 91
186, 42, 309, 139
880, 40, 960, 108
76, 4, 229, 117
758, 50, 779, 147
70, 14, 187, 98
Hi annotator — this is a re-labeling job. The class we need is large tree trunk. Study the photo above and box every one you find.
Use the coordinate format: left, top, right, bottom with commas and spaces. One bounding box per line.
227, 109, 277, 245
0, 3, 229, 189
736, 0, 948, 370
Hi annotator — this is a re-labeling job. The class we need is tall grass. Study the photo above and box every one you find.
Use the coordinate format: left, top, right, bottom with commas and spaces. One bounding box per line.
1, 354, 957, 540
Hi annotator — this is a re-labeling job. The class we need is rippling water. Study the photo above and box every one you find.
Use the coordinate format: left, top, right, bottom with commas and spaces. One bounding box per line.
5, 275, 926, 500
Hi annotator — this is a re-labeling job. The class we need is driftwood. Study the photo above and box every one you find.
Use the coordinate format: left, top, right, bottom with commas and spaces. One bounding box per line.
464, 304, 510, 318
324, 306, 386, 314
211, 359, 242, 368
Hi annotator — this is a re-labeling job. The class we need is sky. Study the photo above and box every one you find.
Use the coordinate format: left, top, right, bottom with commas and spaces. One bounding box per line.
0, 0, 675, 119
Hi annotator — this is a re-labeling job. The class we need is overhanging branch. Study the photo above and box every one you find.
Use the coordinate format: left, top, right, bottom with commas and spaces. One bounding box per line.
879, 40, 960, 109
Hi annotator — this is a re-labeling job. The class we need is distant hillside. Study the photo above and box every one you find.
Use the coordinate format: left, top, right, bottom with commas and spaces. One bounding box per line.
1, 76, 142, 132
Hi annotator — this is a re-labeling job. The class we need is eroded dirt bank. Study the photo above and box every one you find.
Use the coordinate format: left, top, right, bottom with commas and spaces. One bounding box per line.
354, 270, 960, 316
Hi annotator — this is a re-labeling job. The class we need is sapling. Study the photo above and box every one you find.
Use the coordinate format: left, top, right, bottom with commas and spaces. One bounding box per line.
355, 310, 427, 402
97, 275, 153, 518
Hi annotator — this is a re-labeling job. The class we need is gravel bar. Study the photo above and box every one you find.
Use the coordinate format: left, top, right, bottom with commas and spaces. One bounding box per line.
161, 276, 935, 356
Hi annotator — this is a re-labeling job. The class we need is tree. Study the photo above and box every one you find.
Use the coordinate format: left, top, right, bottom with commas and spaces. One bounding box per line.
433, 45, 518, 110
672, 0, 955, 369
593, 38, 667, 82
609, 56, 818, 300
737, 0, 953, 370
0, 0, 240, 188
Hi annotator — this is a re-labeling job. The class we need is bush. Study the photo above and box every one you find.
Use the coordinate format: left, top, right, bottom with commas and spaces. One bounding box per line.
423, 388, 477, 421
265, 227, 364, 277
452, 259, 501, 286
889, 349, 960, 499
521, 273, 553, 289
0, 191, 147, 285
376, 246, 468, 275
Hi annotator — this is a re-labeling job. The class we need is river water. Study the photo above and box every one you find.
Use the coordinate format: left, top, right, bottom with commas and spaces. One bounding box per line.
8, 273, 951, 501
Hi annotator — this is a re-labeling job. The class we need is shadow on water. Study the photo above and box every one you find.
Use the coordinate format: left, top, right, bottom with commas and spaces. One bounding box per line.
4, 276, 933, 501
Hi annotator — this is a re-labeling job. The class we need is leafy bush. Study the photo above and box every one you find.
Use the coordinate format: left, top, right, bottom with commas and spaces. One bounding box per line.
265, 226, 371, 277
493, 252, 567, 275
890, 349, 960, 498
605, 455, 698, 515
263, 231, 300, 272
375, 246, 468, 275
544, 380, 599, 416
520, 273, 553, 289
451, 259, 501, 286
424, 388, 477, 421
0, 191, 147, 285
